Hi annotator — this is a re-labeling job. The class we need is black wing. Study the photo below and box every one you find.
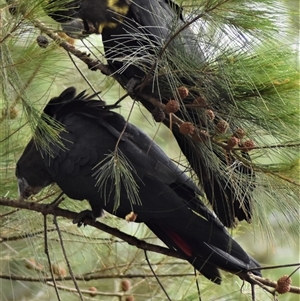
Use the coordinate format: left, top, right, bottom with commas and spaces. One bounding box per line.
45, 1, 255, 228
17, 88, 260, 284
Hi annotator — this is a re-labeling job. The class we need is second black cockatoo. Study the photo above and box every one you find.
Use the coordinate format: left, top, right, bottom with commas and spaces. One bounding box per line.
44, 0, 256, 228
16, 87, 261, 284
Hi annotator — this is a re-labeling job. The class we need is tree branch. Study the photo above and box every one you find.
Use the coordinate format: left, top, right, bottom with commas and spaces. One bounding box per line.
0, 272, 195, 282
46, 282, 131, 297
1, 197, 299, 295
31, 20, 111, 75
0, 197, 184, 260
251, 275, 300, 295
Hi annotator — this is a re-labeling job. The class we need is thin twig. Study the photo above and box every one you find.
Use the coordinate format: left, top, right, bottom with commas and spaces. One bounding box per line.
114, 98, 136, 152
234, 142, 300, 151
67, 51, 100, 98
288, 265, 300, 279
0, 228, 57, 242
49, 192, 64, 207
46, 281, 131, 297
113, 92, 131, 107
43, 215, 61, 301
53, 216, 84, 301
194, 268, 202, 301
251, 283, 255, 301
248, 263, 300, 272
144, 250, 172, 301
248, 274, 276, 295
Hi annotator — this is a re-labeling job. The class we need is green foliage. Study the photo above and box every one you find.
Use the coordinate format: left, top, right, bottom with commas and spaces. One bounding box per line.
0, 0, 299, 300
94, 150, 142, 212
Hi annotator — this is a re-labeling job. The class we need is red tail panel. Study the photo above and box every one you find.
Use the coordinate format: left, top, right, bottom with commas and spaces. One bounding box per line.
165, 229, 193, 257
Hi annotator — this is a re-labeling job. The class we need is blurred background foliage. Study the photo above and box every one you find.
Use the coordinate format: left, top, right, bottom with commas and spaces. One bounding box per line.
0, 0, 299, 300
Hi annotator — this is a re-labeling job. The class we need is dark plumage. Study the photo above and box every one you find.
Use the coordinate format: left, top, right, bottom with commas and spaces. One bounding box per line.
45, 0, 255, 228
16, 87, 261, 284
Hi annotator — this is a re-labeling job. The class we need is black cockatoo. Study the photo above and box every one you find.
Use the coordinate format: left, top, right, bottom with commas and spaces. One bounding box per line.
16, 87, 261, 284
44, 0, 256, 228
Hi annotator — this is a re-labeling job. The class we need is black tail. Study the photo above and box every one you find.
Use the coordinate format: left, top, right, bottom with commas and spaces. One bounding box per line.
147, 217, 261, 284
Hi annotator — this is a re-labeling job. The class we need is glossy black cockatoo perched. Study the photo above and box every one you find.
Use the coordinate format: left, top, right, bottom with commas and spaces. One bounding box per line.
46, 0, 202, 80
16, 87, 261, 284
44, 0, 256, 229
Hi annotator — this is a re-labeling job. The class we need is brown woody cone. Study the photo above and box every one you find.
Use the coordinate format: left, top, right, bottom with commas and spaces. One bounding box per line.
276, 275, 292, 294
125, 296, 135, 301
37, 35, 49, 48
233, 128, 245, 139
121, 279, 131, 291
25, 258, 37, 270
152, 107, 165, 122
25, 259, 43, 271
165, 100, 180, 114
177, 86, 189, 99
2, 107, 18, 119
193, 96, 207, 106
51, 264, 66, 277
206, 109, 215, 121
215, 120, 229, 133
242, 139, 255, 152
88, 287, 97, 297
191, 130, 209, 143
9, 107, 18, 119
227, 136, 239, 148
179, 122, 195, 135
